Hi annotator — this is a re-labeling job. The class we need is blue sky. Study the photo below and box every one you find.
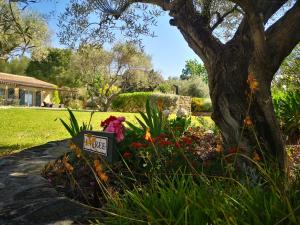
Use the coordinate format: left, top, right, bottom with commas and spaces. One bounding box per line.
28, 1, 199, 78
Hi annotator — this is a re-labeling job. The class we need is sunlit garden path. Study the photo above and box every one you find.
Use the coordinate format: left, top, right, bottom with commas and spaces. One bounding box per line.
0, 140, 100, 224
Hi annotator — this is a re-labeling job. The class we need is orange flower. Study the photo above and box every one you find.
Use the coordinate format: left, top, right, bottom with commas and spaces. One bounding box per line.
244, 116, 253, 127
247, 74, 259, 92
74, 146, 81, 158
62, 155, 74, 173
157, 98, 164, 111
99, 172, 108, 182
216, 144, 223, 153
68, 142, 77, 150
94, 160, 102, 173
253, 151, 261, 161
144, 128, 153, 142
63, 156, 74, 172
64, 162, 74, 172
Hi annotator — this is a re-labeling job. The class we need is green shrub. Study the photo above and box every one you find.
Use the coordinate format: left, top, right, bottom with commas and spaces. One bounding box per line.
112, 92, 179, 112
179, 77, 209, 98
67, 99, 83, 110
191, 97, 212, 112
52, 89, 61, 105
273, 91, 300, 142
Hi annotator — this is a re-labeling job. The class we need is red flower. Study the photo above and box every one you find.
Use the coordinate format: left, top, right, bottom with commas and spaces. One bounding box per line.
157, 133, 168, 139
130, 142, 144, 149
158, 139, 173, 147
228, 147, 238, 154
123, 151, 132, 159
190, 135, 199, 140
174, 141, 181, 148
100, 116, 117, 128
180, 137, 193, 145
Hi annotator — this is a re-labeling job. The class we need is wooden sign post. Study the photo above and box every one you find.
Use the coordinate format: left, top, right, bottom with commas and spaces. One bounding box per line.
72, 130, 118, 163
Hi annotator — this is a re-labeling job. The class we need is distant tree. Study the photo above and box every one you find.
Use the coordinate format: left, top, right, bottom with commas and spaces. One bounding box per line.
0, 0, 50, 60
147, 70, 164, 91
122, 69, 163, 92
179, 77, 210, 98
273, 44, 300, 92
26, 48, 74, 86
0, 56, 30, 75
180, 59, 208, 83
71, 43, 153, 111
156, 76, 209, 98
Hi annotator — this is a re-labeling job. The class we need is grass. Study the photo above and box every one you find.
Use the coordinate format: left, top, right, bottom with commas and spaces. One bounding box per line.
0, 108, 138, 156
0, 108, 211, 156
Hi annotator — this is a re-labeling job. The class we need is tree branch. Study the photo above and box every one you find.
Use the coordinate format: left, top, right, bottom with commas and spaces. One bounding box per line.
230, 0, 288, 45
211, 4, 239, 31
168, 0, 223, 63
266, 0, 300, 76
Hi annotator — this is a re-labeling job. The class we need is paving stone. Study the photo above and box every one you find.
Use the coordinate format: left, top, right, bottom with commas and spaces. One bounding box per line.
0, 140, 100, 225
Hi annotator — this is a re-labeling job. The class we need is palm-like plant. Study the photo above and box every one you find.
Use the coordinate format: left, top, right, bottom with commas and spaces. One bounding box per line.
58, 108, 94, 137
274, 91, 300, 142
126, 99, 164, 137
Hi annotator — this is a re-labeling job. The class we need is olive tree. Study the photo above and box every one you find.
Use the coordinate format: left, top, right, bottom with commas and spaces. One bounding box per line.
71, 43, 154, 111
0, 0, 50, 60
59, 0, 300, 171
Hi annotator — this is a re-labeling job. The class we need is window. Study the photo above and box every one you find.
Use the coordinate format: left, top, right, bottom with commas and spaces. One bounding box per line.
8, 88, 15, 99
0, 88, 4, 97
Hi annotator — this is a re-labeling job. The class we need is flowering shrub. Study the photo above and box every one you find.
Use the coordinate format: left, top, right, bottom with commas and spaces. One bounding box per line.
100, 116, 126, 143
46, 103, 223, 208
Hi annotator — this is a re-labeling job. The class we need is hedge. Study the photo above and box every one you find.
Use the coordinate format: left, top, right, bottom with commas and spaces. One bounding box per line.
111, 92, 179, 112
191, 98, 212, 112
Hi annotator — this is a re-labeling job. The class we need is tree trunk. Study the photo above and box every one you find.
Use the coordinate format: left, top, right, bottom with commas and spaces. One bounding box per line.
208, 54, 286, 171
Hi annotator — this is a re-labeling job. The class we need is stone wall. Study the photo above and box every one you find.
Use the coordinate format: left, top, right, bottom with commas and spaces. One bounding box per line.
177, 96, 191, 114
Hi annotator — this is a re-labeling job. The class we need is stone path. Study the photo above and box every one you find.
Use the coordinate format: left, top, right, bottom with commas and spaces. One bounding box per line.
0, 140, 100, 225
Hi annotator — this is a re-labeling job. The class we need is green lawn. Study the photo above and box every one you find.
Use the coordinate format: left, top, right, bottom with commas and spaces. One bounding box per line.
0, 108, 138, 156
0, 108, 211, 156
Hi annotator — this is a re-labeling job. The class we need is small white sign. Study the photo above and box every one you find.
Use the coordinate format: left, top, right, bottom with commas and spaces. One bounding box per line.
83, 134, 108, 156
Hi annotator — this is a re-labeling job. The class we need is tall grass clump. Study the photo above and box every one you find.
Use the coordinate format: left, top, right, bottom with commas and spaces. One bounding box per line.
103, 167, 300, 225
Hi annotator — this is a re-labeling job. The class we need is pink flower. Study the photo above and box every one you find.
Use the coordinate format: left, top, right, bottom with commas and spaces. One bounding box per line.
104, 116, 126, 142
101, 116, 117, 129
117, 117, 125, 122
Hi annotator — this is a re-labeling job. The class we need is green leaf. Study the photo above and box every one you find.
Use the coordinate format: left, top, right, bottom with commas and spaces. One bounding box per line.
59, 118, 75, 137
67, 108, 80, 134
135, 116, 148, 131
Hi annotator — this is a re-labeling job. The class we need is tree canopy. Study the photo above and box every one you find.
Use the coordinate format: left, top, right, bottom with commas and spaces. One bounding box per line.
26, 48, 73, 86
180, 59, 208, 83
273, 43, 300, 92
70, 42, 160, 110
0, 0, 50, 60
0, 56, 30, 75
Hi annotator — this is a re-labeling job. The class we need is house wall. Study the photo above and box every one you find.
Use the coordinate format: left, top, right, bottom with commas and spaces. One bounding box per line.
42, 90, 53, 104
0, 83, 54, 106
